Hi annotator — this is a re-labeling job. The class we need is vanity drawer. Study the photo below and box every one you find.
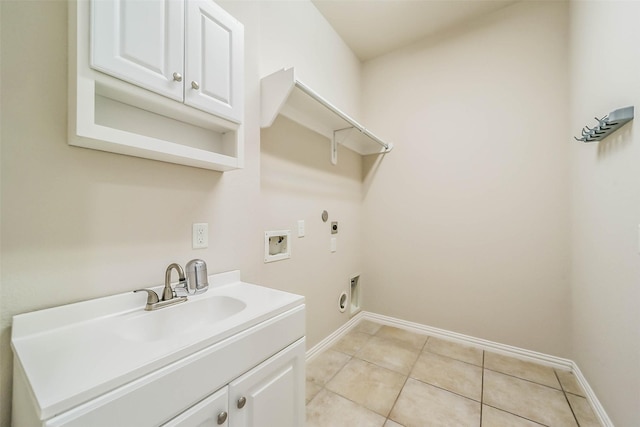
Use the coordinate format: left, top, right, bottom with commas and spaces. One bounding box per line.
43, 305, 304, 427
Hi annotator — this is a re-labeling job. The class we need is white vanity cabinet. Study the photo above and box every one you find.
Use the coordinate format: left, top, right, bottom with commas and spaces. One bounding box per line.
91, 0, 243, 124
12, 272, 305, 427
163, 339, 305, 427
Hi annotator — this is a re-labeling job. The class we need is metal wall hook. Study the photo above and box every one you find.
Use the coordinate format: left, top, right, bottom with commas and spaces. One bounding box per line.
574, 106, 634, 143
594, 116, 611, 129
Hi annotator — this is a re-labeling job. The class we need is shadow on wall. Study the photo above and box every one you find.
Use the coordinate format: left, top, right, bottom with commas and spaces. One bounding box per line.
362, 153, 387, 200
596, 124, 633, 159
260, 115, 363, 199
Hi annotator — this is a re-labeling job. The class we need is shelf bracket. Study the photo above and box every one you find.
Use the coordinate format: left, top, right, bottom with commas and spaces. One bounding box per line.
331, 132, 338, 165
332, 127, 357, 166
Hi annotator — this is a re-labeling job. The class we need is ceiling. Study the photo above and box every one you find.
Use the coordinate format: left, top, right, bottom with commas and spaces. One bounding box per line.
311, 0, 519, 61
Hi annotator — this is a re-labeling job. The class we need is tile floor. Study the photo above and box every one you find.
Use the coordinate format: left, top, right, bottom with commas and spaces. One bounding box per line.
306, 320, 601, 427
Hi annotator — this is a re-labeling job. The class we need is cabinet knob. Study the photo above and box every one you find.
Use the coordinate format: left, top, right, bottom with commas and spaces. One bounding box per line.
217, 411, 228, 425
191, 81, 200, 90
172, 72, 182, 82
237, 396, 247, 409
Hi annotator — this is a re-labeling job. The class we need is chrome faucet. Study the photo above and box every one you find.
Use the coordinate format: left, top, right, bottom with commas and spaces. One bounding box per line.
165, 263, 187, 299
173, 259, 209, 296
134, 262, 189, 311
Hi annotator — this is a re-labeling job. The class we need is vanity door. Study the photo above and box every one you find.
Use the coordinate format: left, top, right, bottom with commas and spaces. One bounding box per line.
162, 386, 229, 427
228, 338, 305, 427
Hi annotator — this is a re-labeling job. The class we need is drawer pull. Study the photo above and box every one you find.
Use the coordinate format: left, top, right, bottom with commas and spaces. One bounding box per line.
217, 411, 228, 425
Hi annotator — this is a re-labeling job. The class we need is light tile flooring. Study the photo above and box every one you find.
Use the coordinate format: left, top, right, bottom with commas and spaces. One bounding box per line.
306, 320, 601, 427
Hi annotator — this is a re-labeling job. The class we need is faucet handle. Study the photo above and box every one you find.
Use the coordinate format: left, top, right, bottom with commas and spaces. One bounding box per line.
134, 289, 160, 305
174, 281, 189, 297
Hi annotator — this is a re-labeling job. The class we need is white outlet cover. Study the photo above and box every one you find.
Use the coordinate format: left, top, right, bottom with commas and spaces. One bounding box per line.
193, 223, 208, 249
297, 220, 305, 237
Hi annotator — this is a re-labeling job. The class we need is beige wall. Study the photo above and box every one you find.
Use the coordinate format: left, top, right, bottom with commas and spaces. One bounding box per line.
257, 0, 361, 119
0, 1, 360, 424
260, 116, 363, 346
360, 1, 571, 356
569, 2, 640, 425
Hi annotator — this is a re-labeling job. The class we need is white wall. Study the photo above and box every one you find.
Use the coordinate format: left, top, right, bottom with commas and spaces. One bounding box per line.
0, 1, 360, 425
569, 2, 640, 425
360, 1, 571, 356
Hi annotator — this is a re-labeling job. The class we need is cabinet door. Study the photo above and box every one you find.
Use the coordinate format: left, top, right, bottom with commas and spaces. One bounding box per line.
184, 0, 244, 123
228, 339, 305, 427
162, 386, 229, 427
91, 0, 185, 101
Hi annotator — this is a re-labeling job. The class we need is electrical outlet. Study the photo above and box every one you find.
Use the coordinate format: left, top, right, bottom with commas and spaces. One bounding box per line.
192, 223, 208, 249
297, 220, 305, 237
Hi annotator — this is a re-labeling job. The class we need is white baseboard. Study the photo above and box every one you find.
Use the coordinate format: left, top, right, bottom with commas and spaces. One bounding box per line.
306, 311, 613, 427
305, 311, 365, 363
363, 312, 574, 370
570, 362, 614, 427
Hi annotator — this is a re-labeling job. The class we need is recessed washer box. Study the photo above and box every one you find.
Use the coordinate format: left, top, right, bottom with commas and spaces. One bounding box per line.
264, 230, 291, 263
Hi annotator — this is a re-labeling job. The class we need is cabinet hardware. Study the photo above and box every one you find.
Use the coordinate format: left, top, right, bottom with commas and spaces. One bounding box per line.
172, 72, 183, 82
217, 411, 228, 424
237, 396, 247, 409
191, 81, 200, 90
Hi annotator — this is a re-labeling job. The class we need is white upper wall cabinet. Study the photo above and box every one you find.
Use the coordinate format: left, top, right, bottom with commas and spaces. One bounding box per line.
90, 0, 243, 123
69, 0, 245, 172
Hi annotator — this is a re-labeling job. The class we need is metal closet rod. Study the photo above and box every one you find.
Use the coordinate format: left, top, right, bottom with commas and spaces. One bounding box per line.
294, 80, 391, 151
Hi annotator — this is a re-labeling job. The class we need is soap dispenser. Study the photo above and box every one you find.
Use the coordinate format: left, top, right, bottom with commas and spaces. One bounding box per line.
186, 259, 209, 295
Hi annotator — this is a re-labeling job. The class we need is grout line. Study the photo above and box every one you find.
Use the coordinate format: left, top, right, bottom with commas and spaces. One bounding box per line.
482, 403, 550, 426
483, 367, 565, 392
422, 344, 484, 368
480, 350, 485, 427
384, 334, 428, 425
410, 376, 482, 404
388, 335, 431, 422
555, 370, 581, 426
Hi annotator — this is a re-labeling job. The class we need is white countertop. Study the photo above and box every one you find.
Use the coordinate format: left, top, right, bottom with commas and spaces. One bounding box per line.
11, 271, 304, 420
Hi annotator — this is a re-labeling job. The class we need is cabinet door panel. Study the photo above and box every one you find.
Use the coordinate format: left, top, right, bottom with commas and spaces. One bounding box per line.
185, 0, 244, 123
229, 339, 305, 427
91, 0, 184, 101
162, 386, 228, 427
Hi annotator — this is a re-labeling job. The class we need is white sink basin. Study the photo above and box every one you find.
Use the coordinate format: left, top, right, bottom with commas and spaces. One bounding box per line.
11, 270, 305, 420
115, 295, 247, 342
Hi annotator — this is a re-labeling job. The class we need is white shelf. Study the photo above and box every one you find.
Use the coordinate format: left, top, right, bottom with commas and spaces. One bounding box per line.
260, 68, 393, 163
